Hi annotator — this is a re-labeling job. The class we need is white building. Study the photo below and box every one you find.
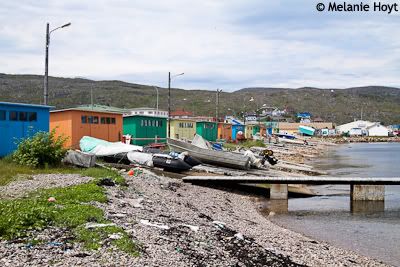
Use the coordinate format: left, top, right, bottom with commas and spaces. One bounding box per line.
125, 107, 168, 118
337, 120, 375, 134
367, 124, 389, 137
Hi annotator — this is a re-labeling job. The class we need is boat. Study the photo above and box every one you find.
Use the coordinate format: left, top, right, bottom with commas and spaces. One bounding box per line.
152, 154, 192, 172
167, 138, 251, 170
298, 125, 315, 136
275, 133, 296, 139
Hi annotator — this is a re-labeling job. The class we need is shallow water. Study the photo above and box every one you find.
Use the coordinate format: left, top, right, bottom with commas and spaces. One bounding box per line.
262, 143, 400, 266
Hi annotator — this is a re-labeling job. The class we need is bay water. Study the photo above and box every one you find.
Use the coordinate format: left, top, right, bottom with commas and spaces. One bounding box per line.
263, 143, 400, 266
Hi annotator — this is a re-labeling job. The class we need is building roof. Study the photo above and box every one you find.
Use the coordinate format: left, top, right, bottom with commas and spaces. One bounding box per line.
313, 117, 324, 122
366, 123, 388, 130
0, 101, 53, 109
124, 114, 167, 119
170, 109, 193, 117
128, 107, 168, 112
51, 104, 126, 114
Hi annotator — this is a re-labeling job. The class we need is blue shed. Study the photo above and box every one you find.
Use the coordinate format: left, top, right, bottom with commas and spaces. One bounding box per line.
231, 124, 245, 140
0, 102, 52, 157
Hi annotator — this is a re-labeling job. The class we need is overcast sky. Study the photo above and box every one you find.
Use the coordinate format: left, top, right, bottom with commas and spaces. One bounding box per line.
1, 0, 400, 91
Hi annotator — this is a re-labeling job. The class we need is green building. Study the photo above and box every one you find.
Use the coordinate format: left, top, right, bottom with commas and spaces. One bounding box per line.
196, 121, 217, 142
253, 125, 260, 135
123, 115, 167, 146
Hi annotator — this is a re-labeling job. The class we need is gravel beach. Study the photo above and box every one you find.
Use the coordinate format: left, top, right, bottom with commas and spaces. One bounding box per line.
0, 174, 93, 199
0, 170, 390, 266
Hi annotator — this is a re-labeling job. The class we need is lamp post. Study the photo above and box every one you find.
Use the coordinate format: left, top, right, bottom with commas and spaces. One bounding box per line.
153, 86, 159, 111
216, 89, 222, 121
168, 72, 184, 138
44, 22, 71, 105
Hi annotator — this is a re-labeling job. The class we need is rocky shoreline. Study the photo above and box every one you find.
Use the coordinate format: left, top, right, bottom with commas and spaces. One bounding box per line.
0, 171, 390, 266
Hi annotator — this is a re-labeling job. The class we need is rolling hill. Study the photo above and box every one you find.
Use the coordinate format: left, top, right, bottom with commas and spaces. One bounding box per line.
0, 73, 399, 125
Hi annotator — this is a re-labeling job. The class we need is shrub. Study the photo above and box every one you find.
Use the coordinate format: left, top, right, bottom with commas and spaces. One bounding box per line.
12, 130, 68, 168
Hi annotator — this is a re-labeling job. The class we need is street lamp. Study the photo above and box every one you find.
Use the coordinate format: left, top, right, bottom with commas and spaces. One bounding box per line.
168, 72, 184, 138
216, 89, 222, 120
153, 86, 159, 111
44, 22, 71, 105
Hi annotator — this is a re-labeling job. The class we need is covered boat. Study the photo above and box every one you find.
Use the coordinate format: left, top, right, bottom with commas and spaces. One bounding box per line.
298, 125, 315, 136
167, 138, 251, 170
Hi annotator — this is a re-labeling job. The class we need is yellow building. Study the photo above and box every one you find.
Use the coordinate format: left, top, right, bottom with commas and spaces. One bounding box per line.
245, 125, 254, 139
170, 119, 196, 141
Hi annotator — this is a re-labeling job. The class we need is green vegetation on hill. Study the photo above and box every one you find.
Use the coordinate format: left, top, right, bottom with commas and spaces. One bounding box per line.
0, 73, 399, 124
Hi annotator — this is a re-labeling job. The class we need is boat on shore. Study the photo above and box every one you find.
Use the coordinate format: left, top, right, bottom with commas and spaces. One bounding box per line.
167, 138, 251, 170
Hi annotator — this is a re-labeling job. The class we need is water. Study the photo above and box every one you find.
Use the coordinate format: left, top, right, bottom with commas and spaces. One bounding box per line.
263, 143, 400, 266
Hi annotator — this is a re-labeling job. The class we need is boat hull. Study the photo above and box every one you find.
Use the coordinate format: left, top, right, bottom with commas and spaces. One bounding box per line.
167, 138, 251, 170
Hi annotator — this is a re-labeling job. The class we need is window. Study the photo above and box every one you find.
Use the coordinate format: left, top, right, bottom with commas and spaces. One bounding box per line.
106, 117, 111, 124
18, 112, 28, 121
10, 111, 18, 121
88, 116, 94, 124
0, 110, 5, 120
160, 120, 163, 127
149, 111, 153, 114
156, 120, 159, 127
101, 117, 106, 124
81, 115, 87, 124
28, 112, 37, 122
141, 119, 144, 127
111, 118, 116, 124
93, 116, 99, 124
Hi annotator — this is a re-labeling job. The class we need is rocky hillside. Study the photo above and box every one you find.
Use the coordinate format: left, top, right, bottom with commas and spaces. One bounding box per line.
0, 73, 399, 124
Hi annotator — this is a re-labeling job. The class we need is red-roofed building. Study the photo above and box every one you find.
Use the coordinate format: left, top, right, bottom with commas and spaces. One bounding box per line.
170, 109, 193, 118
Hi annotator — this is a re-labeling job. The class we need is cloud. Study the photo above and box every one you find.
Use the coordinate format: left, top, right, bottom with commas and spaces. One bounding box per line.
0, 0, 400, 91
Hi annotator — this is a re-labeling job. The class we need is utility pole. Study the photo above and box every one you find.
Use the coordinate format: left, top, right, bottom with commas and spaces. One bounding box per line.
216, 89, 222, 121
44, 23, 49, 105
153, 86, 159, 111
167, 72, 184, 138
168, 72, 171, 138
43, 22, 71, 105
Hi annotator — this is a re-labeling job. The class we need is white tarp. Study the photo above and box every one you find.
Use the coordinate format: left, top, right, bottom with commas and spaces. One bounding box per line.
127, 151, 153, 167
80, 136, 143, 156
244, 150, 263, 169
192, 134, 211, 149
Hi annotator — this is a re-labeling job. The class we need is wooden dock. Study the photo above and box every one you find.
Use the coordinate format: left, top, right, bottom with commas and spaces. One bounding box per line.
183, 176, 400, 185
183, 176, 400, 201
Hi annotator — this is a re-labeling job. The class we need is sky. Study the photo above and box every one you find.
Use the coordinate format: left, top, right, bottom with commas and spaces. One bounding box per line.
1, 0, 400, 91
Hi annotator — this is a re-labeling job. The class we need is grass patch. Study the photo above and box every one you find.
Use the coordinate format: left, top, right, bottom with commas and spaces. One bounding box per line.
0, 157, 126, 186
75, 225, 140, 256
0, 167, 138, 256
223, 140, 266, 150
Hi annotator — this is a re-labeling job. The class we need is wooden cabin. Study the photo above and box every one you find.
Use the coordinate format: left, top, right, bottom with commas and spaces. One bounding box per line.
196, 121, 218, 142
0, 102, 51, 157
217, 122, 232, 141
123, 115, 167, 145
170, 119, 196, 141
50, 107, 123, 149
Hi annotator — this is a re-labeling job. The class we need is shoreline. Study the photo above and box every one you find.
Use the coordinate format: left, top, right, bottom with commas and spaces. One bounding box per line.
315, 136, 400, 144
0, 170, 389, 266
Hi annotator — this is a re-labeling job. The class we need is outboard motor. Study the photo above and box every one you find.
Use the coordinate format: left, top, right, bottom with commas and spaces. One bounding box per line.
260, 149, 278, 166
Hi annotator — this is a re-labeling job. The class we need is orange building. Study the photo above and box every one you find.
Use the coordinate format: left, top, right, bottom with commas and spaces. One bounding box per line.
50, 107, 123, 149
217, 122, 232, 141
